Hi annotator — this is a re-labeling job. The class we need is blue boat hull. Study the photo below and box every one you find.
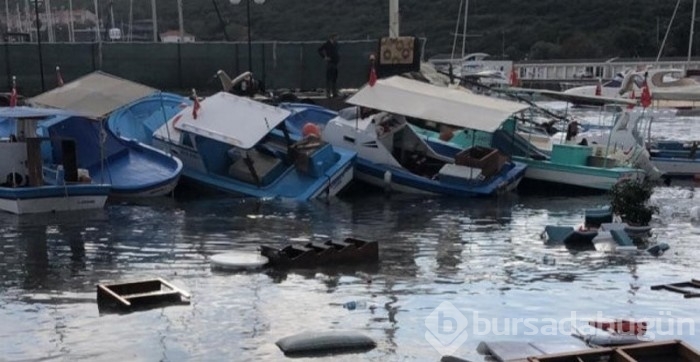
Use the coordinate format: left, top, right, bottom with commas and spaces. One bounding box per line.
39, 116, 183, 198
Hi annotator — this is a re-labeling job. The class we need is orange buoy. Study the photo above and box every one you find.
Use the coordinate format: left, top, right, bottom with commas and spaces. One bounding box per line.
302, 123, 321, 138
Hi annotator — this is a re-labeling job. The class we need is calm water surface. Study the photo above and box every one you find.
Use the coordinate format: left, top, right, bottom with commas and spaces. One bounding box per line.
2, 111, 700, 361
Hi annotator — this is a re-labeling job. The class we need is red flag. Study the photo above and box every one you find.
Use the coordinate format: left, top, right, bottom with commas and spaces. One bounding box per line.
56, 66, 64, 87
509, 68, 519, 87
368, 65, 377, 87
191, 89, 201, 119
9, 76, 17, 108
640, 81, 652, 108
627, 89, 636, 110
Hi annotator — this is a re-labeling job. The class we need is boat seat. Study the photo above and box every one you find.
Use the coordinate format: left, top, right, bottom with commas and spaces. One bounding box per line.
610, 229, 635, 247
228, 149, 283, 185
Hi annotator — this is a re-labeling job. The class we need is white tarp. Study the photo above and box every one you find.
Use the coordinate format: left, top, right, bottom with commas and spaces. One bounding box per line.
29, 71, 157, 118
175, 92, 290, 149
347, 76, 528, 132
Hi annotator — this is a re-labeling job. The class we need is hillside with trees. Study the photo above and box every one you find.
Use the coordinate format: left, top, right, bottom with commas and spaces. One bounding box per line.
10, 0, 700, 60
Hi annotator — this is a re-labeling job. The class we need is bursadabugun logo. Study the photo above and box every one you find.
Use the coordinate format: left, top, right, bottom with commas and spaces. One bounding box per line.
424, 301, 470, 356
423, 305, 696, 356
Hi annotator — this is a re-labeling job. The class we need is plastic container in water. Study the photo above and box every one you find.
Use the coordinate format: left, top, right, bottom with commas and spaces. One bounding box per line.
343, 300, 378, 310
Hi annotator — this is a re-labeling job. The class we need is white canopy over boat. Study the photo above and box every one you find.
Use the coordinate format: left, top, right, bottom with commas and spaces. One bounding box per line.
347, 76, 528, 133
174, 92, 290, 149
29, 71, 157, 118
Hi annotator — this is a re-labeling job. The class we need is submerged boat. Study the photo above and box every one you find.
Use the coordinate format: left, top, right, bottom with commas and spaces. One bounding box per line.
151, 91, 356, 200
308, 76, 527, 197
0, 107, 182, 198
0, 108, 110, 214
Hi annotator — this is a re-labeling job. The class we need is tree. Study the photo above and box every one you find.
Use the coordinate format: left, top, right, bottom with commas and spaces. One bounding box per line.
529, 41, 562, 60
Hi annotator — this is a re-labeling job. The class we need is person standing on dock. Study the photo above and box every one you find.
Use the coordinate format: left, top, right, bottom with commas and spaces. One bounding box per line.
318, 33, 340, 98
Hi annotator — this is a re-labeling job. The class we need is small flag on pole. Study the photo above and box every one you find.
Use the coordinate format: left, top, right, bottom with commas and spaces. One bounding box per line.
9, 76, 17, 108
368, 54, 377, 86
510, 68, 519, 87
192, 89, 201, 119
368, 65, 377, 87
56, 66, 64, 87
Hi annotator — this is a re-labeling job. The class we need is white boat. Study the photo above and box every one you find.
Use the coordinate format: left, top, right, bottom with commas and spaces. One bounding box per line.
565, 67, 700, 108
577, 109, 698, 177
0, 109, 110, 215
320, 76, 527, 197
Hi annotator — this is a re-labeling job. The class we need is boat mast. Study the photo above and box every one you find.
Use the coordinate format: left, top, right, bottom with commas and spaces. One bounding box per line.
461, 0, 468, 58
689, 0, 697, 62
5, 0, 10, 33
450, 0, 464, 61
128, 0, 133, 42
177, 0, 184, 41
657, 0, 681, 62
151, 0, 158, 42
389, 0, 399, 37
68, 0, 75, 42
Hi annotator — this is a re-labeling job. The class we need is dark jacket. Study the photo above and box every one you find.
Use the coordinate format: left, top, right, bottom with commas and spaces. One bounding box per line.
318, 40, 339, 65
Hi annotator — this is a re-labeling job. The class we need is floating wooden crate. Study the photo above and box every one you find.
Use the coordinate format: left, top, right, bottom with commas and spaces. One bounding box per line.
651, 279, 700, 298
97, 278, 190, 312
260, 238, 378, 268
528, 340, 700, 362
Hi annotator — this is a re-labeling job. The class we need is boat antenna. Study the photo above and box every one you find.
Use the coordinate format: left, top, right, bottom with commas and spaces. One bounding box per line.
158, 91, 175, 155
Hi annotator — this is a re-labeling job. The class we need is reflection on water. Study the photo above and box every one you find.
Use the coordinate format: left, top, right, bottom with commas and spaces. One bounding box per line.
1, 186, 699, 361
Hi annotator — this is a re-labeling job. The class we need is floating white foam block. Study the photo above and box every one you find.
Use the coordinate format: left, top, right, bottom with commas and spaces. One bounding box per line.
210, 252, 268, 270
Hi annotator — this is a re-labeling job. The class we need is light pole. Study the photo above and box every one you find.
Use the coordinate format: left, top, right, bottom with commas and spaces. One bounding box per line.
229, 0, 265, 73
33, 0, 45, 91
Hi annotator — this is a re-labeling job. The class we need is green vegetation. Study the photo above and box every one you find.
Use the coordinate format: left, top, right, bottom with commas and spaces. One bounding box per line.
609, 179, 658, 226
13, 0, 700, 60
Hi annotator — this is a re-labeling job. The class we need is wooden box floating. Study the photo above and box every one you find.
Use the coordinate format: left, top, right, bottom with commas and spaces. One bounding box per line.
97, 278, 190, 312
651, 279, 700, 298
527, 340, 700, 362
260, 238, 378, 268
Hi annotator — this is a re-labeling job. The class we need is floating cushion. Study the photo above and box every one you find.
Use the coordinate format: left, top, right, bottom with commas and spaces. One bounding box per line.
275, 331, 376, 356
210, 252, 268, 271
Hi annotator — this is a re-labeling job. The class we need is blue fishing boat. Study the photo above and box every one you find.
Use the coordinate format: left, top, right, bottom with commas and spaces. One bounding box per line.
149, 91, 356, 200
0, 108, 110, 214
299, 76, 527, 197
0, 107, 182, 198
107, 92, 190, 146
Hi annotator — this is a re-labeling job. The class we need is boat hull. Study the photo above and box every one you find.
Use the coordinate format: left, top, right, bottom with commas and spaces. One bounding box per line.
0, 185, 109, 214
354, 159, 525, 197
518, 158, 645, 191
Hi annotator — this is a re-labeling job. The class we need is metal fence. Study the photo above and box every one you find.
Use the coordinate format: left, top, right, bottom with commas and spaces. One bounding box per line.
2, 40, 380, 96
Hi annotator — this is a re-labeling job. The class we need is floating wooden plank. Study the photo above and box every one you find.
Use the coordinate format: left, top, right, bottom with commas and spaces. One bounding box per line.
651, 279, 700, 298
527, 339, 700, 362
97, 278, 190, 313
